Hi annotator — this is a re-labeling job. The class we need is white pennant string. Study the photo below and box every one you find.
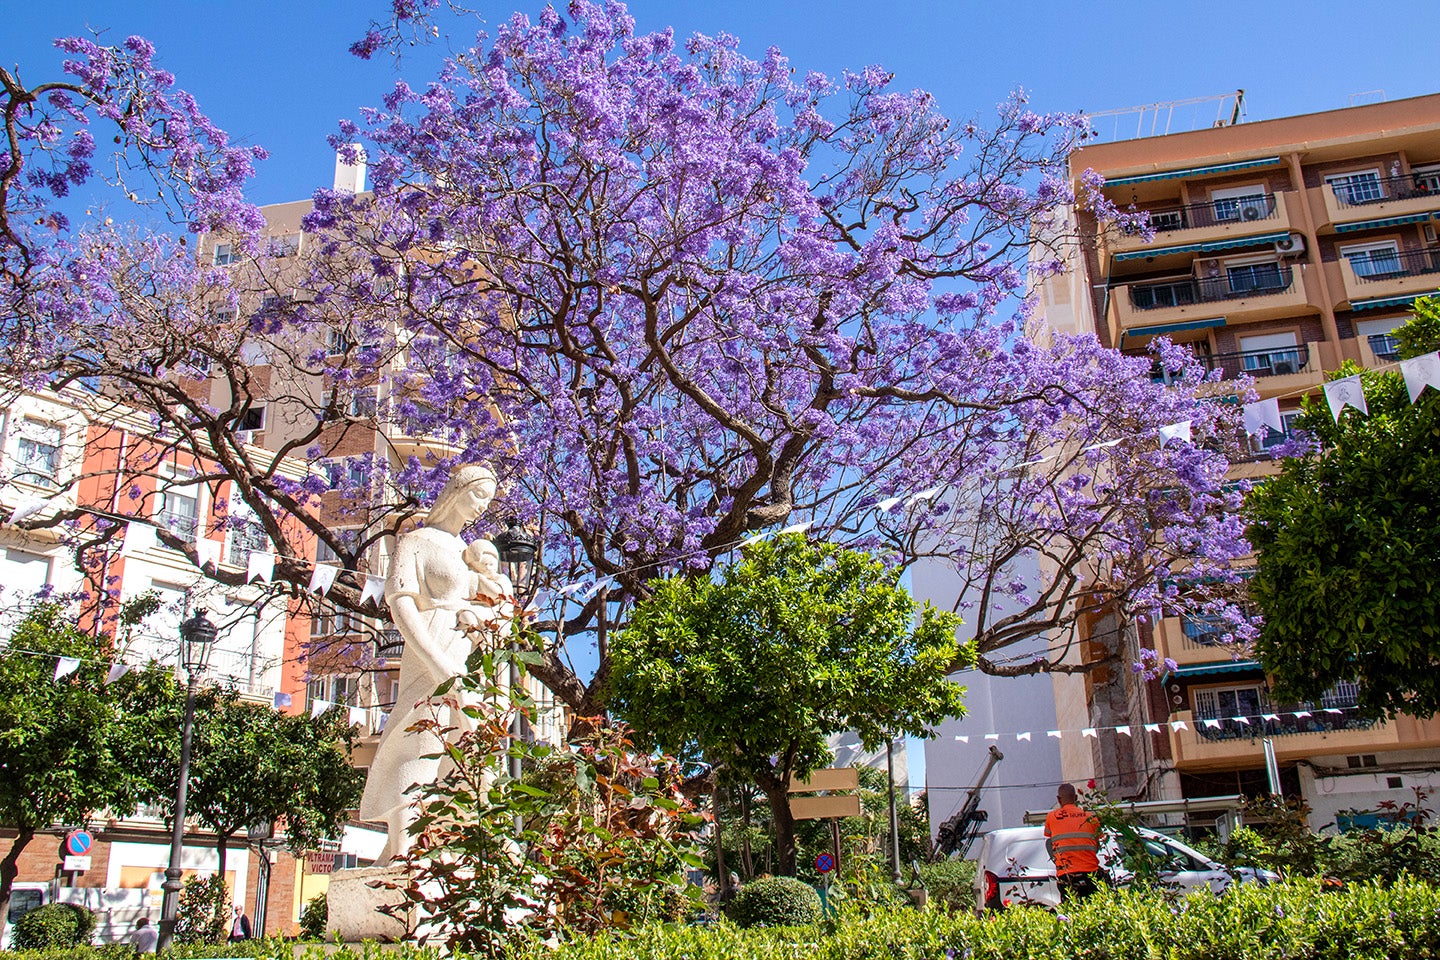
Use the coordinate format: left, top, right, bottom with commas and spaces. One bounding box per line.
1016, 731, 1032, 742
1081, 727, 1097, 739
1242, 397, 1283, 436
1400, 351, 1440, 403
904, 487, 942, 507
1047, 730, 1062, 739
105, 663, 131, 684
308, 564, 337, 596
1233, 716, 1250, 725
1324, 374, 1368, 421
8, 497, 51, 524
195, 539, 221, 571
1262, 713, 1279, 722
739, 532, 768, 547
121, 522, 156, 556
1203, 719, 1221, 729
580, 577, 614, 602
310, 698, 331, 718
954, 735, 969, 743
247, 551, 275, 584
360, 574, 386, 607
983, 733, 999, 741
1294, 710, 1311, 719
1158, 421, 1192, 447
348, 705, 367, 727
1081, 439, 1121, 452
54, 657, 81, 681
1144, 723, 1160, 733
1115, 725, 1132, 737
779, 520, 814, 535
1170, 720, 1188, 731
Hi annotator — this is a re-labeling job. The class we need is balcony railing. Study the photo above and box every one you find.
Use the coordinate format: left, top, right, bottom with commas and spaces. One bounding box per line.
1130, 266, 1295, 310
1125, 194, 1279, 234
1330, 173, 1440, 208
1195, 684, 1372, 742
1207, 344, 1310, 380
1347, 247, 1440, 283
1368, 333, 1401, 362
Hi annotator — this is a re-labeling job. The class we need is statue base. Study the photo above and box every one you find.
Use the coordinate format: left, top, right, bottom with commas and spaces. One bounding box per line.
325, 866, 412, 942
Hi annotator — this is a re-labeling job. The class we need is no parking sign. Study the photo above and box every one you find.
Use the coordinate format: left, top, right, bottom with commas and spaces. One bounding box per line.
814, 853, 834, 874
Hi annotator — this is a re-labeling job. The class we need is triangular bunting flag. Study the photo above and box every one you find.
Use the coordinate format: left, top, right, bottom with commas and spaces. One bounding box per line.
1324, 707, 1344, 715
246, 551, 274, 584
1016, 731, 1032, 742
1262, 713, 1279, 722
1082, 727, 1097, 739
954, 735, 969, 743
580, 577, 613, 602
1170, 720, 1188, 731
1158, 421, 1192, 447
360, 574, 386, 607
310, 698, 331, 718
739, 532, 768, 547
1115, 725, 1132, 737
1233, 716, 1250, 725
523, 590, 548, 615
273, 692, 293, 709
780, 520, 813, 535
121, 522, 156, 556
54, 657, 81, 681
309, 564, 337, 595
8, 497, 51, 524
1015, 455, 1056, 470
375, 712, 389, 733
1203, 718, 1221, 729
196, 539, 221, 570
1082, 439, 1121, 452
1293, 711, 1311, 719
984, 733, 1000, 741
105, 663, 131, 684
1400, 351, 1440, 403
1242, 397, 1283, 436
1047, 730, 1062, 739
558, 582, 586, 598
875, 496, 904, 513
905, 487, 942, 507
348, 705, 367, 727
1144, 723, 1160, 733
1324, 374, 1368, 421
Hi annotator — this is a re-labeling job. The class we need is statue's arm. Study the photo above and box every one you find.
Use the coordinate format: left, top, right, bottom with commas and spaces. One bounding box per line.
390, 593, 468, 680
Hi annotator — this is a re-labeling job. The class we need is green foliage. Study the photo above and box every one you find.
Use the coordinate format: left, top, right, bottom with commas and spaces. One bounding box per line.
1395, 295, 1440, 359
1246, 351, 1440, 715
727, 876, 823, 928
174, 874, 231, 945
611, 535, 968, 873
9, 903, 94, 950
392, 649, 704, 956
915, 858, 976, 913
297, 893, 328, 941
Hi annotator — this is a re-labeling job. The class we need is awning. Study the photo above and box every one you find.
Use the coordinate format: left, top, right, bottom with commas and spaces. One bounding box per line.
1113, 231, 1290, 262
1122, 316, 1226, 339
1334, 212, 1437, 233
1105, 157, 1284, 187
1351, 293, 1423, 312
1161, 660, 1264, 684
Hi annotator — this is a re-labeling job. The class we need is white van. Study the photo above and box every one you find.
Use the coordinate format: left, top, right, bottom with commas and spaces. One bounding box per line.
971, 825, 1276, 912
2, 883, 50, 949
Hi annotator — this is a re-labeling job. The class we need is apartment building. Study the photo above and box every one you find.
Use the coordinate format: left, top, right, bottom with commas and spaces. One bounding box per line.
1038, 93, 1440, 827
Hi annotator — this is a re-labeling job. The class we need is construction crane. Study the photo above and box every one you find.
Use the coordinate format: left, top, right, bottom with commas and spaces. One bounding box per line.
932, 745, 1004, 860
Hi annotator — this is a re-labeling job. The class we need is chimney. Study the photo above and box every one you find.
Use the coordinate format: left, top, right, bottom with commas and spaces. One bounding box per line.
334, 146, 367, 194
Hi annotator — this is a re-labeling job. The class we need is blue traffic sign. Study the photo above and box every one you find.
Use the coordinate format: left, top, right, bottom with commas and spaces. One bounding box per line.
815, 853, 835, 873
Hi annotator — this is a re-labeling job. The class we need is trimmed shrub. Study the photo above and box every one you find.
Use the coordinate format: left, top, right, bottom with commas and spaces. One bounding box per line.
10, 903, 95, 950
727, 876, 822, 928
916, 858, 975, 913
173, 874, 230, 945
297, 893, 328, 941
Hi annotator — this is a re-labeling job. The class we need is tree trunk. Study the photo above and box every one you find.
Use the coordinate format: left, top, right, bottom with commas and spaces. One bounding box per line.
0, 825, 36, 943
761, 780, 798, 876
216, 832, 229, 893
740, 788, 755, 879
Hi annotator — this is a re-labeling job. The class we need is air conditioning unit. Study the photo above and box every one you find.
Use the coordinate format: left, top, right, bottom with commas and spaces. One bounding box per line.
1240, 204, 1265, 221
1274, 234, 1306, 256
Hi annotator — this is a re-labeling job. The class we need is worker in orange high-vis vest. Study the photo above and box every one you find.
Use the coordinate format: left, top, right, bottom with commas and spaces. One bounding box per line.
1044, 782, 1102, 901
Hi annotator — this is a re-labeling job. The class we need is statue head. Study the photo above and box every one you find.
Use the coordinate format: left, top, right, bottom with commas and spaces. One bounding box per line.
427, 464, 498, 530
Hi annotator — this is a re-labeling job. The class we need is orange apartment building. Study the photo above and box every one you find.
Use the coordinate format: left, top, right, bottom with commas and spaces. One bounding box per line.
1035, 92, 1440, 827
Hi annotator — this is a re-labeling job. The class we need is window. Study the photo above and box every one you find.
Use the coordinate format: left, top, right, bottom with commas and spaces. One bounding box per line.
1327, 170, 1383, 206
1226, 260, 1284, 294
347, 388, 378, 419
13, 419, 62, 489
1192, 683, 1268, 720
1131, 279, 1197, 310
307, 674, 359, 707
310, 606, 355, 638
1259, 410, 1304, 451
314, 527, 357, 565
1357, 317, 1403, 361
1180, 614, 1226, 646
1340, 241, 1403, 279
1210, 185, 1269, 223
156, 471, 200, 542
1413, 163, 1440, 194
227, 518, 268, 568
212, 243, 235, 266
1238, 332, 1301, 376
238, 406, 266, 433
326, 328, 352, 357
271, 234, 301, 257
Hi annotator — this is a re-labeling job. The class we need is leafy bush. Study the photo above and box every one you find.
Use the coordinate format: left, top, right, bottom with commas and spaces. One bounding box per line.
727, 876, 822, 928
917, 858, 975, 913
10, 903, 95, 950
173, 873, 231, 944
297, 893, 328, 940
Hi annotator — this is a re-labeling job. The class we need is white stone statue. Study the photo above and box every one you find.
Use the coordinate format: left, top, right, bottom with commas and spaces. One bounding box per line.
358, 463, 508, 864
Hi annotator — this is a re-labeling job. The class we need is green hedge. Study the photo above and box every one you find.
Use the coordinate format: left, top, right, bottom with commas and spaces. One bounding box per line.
3, 879, 1439, 960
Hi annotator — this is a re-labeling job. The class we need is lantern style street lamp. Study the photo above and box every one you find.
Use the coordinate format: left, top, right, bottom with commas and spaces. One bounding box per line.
493, 519, 540, 782
156, 608, 217, 952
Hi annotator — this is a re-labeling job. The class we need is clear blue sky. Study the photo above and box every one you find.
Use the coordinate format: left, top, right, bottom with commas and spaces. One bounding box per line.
8, 0, 1436, 792
10, 1, 1440, 206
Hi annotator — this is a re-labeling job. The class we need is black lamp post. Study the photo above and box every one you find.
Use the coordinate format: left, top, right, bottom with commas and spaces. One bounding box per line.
157, 608, 217, 953
493, 519, 540, 781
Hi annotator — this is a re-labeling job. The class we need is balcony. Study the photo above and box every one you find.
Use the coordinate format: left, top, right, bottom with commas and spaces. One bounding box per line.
1112, 265, 1310, 338
1153, 616, 1251, 668
1337, 247, 1440, 305
1105, 192, 1291, 258
1167, 706, 1402, 770
1322, 173, 1440, 230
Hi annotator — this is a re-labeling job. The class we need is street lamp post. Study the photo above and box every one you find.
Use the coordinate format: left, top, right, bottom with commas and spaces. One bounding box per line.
156, 609, 217, 953
493, 518, 540, 782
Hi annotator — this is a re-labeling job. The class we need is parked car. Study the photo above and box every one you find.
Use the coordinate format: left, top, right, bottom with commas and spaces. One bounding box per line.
1, 883, 51, 949
971, 825, 1277, 912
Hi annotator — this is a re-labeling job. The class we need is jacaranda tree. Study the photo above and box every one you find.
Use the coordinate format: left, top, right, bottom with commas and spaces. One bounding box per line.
0, 2, 1254, 726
